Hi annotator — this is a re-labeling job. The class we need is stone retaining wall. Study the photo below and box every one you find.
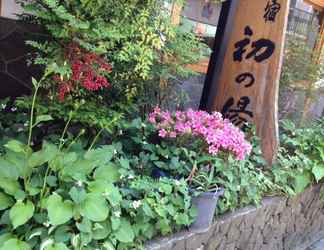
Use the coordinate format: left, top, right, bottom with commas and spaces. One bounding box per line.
146, 183, 324, 250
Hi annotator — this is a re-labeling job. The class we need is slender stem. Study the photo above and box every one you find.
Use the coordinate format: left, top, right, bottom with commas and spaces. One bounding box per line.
39, 166, 51, 204
28, 85, 39, 147
59, 113, 73, 150
65, 129, 85, 152
87, 127, 105, 152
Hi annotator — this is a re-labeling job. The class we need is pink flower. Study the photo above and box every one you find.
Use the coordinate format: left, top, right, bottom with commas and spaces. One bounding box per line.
158, 129, 167, 138
148, 108, 252, 160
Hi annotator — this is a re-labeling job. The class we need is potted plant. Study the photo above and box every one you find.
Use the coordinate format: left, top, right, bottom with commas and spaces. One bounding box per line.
147, 108, 252, 232
187, 164, 224, 233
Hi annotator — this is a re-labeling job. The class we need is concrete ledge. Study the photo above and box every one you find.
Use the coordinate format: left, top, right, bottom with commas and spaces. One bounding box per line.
146, 183, 324, 250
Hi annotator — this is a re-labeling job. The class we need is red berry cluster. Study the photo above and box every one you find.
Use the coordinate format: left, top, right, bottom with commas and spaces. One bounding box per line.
54, 43, 112, 101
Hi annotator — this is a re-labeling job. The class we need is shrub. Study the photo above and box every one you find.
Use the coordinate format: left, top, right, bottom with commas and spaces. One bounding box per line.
20, 0, 206, 111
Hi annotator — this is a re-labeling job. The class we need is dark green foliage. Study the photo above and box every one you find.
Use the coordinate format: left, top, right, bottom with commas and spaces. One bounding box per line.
21, 0, 207, 111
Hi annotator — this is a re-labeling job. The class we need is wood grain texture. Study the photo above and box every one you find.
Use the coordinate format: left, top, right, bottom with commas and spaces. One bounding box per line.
209, 0, 290, 165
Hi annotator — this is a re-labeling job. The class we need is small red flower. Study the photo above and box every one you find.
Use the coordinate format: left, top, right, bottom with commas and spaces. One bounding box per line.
53, 43, 113, 101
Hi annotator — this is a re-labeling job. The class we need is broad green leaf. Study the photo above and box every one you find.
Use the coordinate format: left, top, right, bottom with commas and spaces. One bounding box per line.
4, 150, 30, 178
312, 165, 324, 182
28, 142, 58, 168
0, 192, 14, 210
94, 164, 120, 183
9, 200, 35, 229
0, 158, 19, 180
103, 183, 122, 206
61, 159, 95, 181
80, 193, 109, 222
114, 219, 134, 243
84, 145, 114, 164
69, 187, 86, 204
4, 140, 27, 153
0, 178, 21, 196
33, 115, 53, 127
88, 180, 109, 193
174, 213, 189, 225
45, 243, 69, 250
0, 233, 14, 247
92, 221, 111, 240
76, 217, 92, 233
54, 226, 71, 243
102, 241, 115, 250
0, 239, 30, 250
294, 172, 312, 194
46, 194, 73, 225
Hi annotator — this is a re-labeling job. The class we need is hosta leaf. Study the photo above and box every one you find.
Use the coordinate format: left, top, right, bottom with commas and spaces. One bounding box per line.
84, 145, 114, 164
0, 158, 19, 180
294, 171, 312, 194
61, 159, 95, 181
114, 219, 134, 243
94, 164, 120, 183
92, 221, 111, 240
104, 183, 122, 206
9, 200, 35, 229
4, 140, 28, 153
46, 194, 73, 225
69, 187, 86, 204
312, 165, 324, 182
34, 115, 53, 127
80, 193, 109, 222
0, 178, 21, 196
102, 241, 115, 250
0, 233, 14, 247
54, 226, 72, 243
45, 243, 69, 250
5, 151, 29, 178
0, 192, 14, 210
0, 239, 31, 250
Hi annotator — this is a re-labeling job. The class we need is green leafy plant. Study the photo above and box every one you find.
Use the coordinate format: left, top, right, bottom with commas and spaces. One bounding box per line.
20, 0, 207, 113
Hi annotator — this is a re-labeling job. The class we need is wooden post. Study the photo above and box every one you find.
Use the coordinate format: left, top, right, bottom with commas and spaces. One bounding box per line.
201, 0, 290, 165
170, 2, 183, 26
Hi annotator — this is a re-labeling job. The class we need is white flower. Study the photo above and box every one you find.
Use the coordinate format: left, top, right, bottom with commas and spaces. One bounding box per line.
24, 122, 29, 127
76, 180, 83, 187
17, 128, 24, 132
114, 211, 121, 218
1, 104, 6, 109
132, 200, 142, 209
119, 130, 123, 135
175, 180, 181, 186
43, 221, 50, 227
11, 107, 17, 112
128, 175, 134, 180
113, 150, 118, 155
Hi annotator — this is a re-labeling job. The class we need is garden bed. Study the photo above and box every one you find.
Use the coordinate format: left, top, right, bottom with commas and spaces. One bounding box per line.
146, 183, 324, 250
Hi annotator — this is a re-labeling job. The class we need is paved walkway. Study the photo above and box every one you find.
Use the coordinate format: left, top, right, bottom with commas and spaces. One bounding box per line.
306, 239, 324, 250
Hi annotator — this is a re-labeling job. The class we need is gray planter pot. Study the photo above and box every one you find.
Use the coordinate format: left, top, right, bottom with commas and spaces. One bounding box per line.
189, 189, 224, 233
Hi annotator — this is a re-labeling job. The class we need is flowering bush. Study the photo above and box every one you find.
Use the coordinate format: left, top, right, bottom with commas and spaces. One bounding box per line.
53, 43, 112, 101
148, 107, 252, 160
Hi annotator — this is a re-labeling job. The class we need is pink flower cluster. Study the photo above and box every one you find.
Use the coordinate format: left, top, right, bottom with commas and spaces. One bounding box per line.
148, 107, 252, 160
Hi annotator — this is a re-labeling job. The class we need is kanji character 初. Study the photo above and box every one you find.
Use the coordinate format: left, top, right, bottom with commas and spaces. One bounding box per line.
233, 26, 276, 63
221, 96, 253, 128
235, 72, 255, 88
264, 0, 281, 23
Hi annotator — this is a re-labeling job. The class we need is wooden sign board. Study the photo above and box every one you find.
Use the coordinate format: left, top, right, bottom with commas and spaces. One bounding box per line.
201, 0, 290, 164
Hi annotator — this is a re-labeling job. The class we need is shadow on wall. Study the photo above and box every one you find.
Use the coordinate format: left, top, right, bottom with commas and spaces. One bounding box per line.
0, 17, 44, 99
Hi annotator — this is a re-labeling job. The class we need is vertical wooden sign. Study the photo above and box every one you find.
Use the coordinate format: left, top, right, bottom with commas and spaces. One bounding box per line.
201, 0, 290, 164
